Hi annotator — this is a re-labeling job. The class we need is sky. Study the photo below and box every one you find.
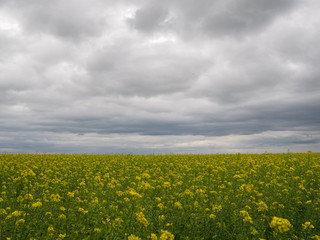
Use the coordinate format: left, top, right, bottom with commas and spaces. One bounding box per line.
0, 0, 320, 154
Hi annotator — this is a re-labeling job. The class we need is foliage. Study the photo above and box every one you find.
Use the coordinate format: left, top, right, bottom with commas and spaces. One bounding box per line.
0, 152, 320, 239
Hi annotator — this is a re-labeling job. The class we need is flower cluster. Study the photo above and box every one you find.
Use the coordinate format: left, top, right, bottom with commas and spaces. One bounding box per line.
269, 216, 292, 234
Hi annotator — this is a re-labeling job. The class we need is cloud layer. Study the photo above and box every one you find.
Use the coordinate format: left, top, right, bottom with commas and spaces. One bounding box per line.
0, 0, 319, 153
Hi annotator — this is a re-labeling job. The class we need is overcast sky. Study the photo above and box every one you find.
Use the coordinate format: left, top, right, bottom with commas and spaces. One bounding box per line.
1, 0, 319, 154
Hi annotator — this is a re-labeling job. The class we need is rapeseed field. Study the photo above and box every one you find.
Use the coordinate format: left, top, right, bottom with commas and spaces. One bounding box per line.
0, 152, 319, 239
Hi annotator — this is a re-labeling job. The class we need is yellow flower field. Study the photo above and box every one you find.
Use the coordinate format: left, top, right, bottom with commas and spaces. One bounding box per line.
0, 152, 319, 239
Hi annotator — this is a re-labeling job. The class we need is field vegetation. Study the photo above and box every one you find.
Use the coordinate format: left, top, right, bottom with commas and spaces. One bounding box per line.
0, 152, 319, 239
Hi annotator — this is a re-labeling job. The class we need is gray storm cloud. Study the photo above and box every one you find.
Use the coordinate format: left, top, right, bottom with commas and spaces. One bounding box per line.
0, 0, 319, 153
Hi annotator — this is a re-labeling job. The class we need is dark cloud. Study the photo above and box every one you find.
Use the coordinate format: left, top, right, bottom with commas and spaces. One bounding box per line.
128, 3, 169, 33
3, 0, 108, 41
128, 0, 299, 38
0, 0, 319, 153
200, 0, 299, 36
86, 40, 210, 97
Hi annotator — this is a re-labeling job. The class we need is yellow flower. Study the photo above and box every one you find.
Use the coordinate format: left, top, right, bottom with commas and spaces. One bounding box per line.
11, 210, 23, 217
47, 225, 54, 232
240, 210, 253, 224
24, 194, 33, 201
158, 203, 164, 210
58, 214, 66, 220
67, 192, 75, 198
151, 233, 158, 240
58, 233, 66, 239
113, 217, 123, 226
212, 205, 222, 212
78, 207, 88, 214
91, 197, 99, 203
94, 175, 101, 182
196, 189, 206, 194
184, 189, 194, 197
269, 216, 292, 234
0, 208, 8, 215
136, 212, 149, 227
31, 201, 42, 208
15, 218, 25, 227
128, 234, 141, 240
21, 169, 36, 177
302, 221, 314, 230
141, 172, 151, 179
174, 201, 182, 209
140, 181, 153, 190
45, 211, 52, 216
50, 194, 61, 202
240, 184, 253, 193
257, 201, 268, 212
94, 228, 102, 233
127, 188, 142, 198
299, 182, 306, 191
17, 196, 24, 203
159, 230, 174, 240
250, 226, 258, 235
